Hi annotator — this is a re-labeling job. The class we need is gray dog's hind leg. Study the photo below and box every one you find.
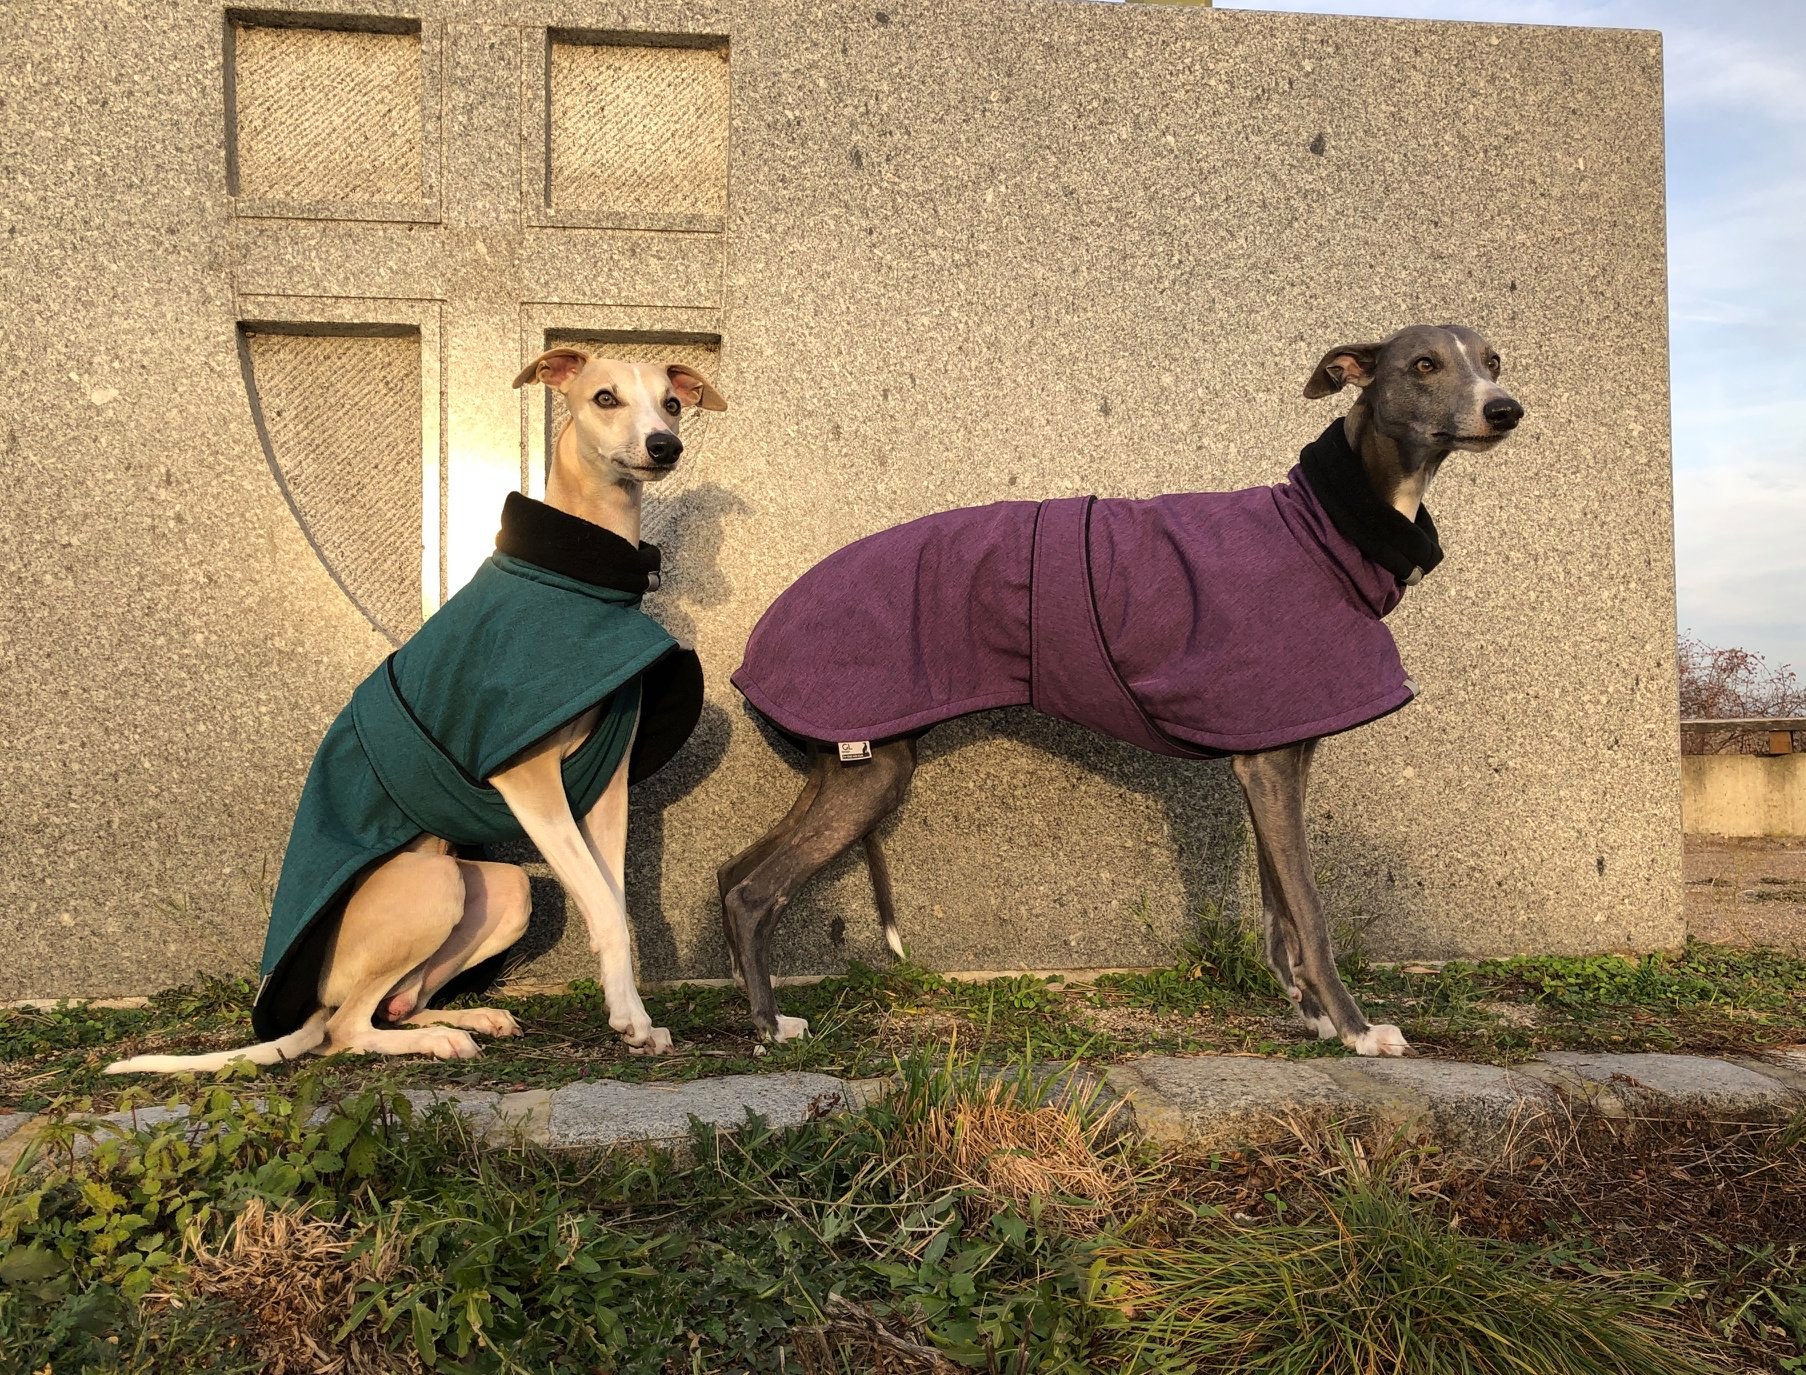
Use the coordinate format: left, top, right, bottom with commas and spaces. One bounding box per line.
723, 740, 916, 1040
1229, 743, 1408, 1056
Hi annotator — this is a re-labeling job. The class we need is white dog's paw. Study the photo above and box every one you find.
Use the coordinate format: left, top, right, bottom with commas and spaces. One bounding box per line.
422, 1029, 482, 1060
774, 1014, 810, 1043
626, 1025, 674, 1057
457, 1009, 521, 1038
1350, 1023, 1410, 1057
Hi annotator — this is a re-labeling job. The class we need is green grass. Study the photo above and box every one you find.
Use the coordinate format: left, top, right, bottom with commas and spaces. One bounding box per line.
5, 1057, 1802, 1374
1090, 1152, 1714, 1374
2, 934, 1801, 1114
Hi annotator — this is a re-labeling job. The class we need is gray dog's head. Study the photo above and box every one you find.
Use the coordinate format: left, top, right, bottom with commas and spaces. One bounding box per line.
1304, 324, 1523, 474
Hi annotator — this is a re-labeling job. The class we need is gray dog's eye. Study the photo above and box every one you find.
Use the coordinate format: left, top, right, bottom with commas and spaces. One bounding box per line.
594, 389, 619, 408
1413, 356, 1437, 375
663, 397, 681, 415
1486, 354, 1502, 375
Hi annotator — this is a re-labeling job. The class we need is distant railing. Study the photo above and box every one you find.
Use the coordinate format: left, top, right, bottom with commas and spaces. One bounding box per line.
1680, 717, 1804, 756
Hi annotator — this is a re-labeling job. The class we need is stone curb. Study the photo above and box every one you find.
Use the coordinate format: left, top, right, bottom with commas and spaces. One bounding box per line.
1102, 1050, 1806, 1154
3, 1051, 1801, 1172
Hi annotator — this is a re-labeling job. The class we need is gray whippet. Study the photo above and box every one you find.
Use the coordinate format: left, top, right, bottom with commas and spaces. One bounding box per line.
719, 325, 1523, 1057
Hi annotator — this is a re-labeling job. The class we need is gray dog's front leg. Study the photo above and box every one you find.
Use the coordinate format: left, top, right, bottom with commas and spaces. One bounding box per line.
1230, 743, 1408, 1057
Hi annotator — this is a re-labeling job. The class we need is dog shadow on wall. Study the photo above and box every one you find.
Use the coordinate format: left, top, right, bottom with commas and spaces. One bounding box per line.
751, 707, 1259, 977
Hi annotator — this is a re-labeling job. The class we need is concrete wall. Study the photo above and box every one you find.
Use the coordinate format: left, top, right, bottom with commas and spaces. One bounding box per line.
0, 0, 1681, 1000
1682, 756, 1806, 838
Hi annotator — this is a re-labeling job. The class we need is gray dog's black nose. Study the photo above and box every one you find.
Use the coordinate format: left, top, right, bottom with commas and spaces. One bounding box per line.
1484, 397, 1524, 431
644, 431, 683, 466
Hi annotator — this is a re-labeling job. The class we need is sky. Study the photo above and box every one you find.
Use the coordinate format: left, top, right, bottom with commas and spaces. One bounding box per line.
1119, 0, 1806, 676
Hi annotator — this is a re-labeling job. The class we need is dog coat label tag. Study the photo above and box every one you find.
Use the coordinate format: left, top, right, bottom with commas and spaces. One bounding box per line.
837, 740, 873, 763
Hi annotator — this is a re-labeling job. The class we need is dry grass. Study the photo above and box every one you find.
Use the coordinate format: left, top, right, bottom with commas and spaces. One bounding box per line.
792, 1294, 965, 1375
892, 1072, 1139, 1235
164, 1199, 416, 1375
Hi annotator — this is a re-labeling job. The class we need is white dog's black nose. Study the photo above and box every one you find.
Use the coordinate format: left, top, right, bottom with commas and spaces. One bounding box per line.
1484, 397, 1524, 431
644, 431, 683, 466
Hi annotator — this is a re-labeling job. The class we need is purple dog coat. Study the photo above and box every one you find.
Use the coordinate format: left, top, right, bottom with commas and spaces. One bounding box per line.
732, 418, 1443, 756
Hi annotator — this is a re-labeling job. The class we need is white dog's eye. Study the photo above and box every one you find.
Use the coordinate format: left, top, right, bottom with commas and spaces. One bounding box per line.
594, 389, 619, 408
663, 397, 681, 415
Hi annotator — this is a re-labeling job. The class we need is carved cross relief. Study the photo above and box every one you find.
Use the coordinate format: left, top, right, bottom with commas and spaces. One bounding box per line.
224, 9, 728, 641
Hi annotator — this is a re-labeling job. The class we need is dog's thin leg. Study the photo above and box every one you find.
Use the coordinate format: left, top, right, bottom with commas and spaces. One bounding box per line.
716, 750, 830, 987
726, 742, 915, 1041
1230, 745, 1406, 1057
493, 736, 672, 1055
393, 860, 533, 1039
321, 853, 484, 1060
1251, 741, 1334, 1038
1253, 837, 1334, 1039
571, 736, 672, 1054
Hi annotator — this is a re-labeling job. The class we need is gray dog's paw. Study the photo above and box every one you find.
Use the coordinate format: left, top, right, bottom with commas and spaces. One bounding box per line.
1351, 1023, 1410, 1057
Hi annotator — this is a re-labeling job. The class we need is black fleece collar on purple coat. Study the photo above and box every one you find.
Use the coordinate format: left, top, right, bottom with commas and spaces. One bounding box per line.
1296, 418, 1444, 586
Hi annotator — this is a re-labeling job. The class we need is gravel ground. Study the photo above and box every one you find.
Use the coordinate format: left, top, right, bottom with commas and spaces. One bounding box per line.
1685, 834, 1806, 950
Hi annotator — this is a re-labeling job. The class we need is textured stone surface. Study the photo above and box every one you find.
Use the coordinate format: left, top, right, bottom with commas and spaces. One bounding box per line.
1534, 1052, 1800, 1112
547, 1071, 853, 1147
1322, 1058, 1559, 1151
1108, 1054, 1352, 1146
1, 0, 1678, 1001
0, 1113, 33, 1145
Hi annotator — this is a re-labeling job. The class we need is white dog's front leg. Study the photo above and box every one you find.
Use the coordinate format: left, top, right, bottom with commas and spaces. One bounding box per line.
575, 726, 671, 1055
490, 723, 670, 1055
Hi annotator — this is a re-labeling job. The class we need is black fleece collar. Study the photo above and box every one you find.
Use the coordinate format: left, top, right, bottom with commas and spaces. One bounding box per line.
495, 491, 664, 593
1297, 418, 1443, 585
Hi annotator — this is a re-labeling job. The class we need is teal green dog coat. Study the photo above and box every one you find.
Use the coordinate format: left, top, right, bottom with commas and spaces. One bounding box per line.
253, 493, 703, 1040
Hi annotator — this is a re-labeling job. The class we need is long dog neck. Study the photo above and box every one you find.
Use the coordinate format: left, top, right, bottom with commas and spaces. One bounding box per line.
1342, 394, 1448, 523
544, 421, 643, 547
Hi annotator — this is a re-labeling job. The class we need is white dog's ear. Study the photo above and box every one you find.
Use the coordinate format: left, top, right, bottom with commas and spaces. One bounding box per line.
1303, 342, 1381, 398
666, 363, 728, 412
512, 347, 591, 391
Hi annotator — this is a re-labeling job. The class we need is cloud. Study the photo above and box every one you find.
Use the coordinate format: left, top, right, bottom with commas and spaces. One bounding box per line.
1672, 449, 1806, 672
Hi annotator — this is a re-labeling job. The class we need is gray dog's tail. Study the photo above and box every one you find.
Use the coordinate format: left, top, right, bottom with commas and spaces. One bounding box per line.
862, 832, 904, 959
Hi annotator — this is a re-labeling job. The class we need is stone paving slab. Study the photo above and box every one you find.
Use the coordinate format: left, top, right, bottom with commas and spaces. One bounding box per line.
1735, 1051, 1806, 1094
1531, 1052, 1798, 1114
1106, 1055, 1353, 1148
1320, 1058, 1561, 1153
546, 1072, 856, 1151
5, 1051, 1802, 1171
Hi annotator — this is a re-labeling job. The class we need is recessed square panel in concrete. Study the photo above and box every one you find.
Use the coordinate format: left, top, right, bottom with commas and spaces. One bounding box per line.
230, 20, 423, 204
546, 37, 728, 220
243, 328, 423, 640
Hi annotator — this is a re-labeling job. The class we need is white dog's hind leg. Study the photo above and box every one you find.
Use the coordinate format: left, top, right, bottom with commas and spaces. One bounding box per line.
321, 852, 480, 1059
394, 859, 532, 1038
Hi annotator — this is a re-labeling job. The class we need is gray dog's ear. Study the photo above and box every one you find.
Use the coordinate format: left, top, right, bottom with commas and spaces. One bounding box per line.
1303, 342, 1382, 399
512, 346, 591, 391
667, 363, 728, 412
